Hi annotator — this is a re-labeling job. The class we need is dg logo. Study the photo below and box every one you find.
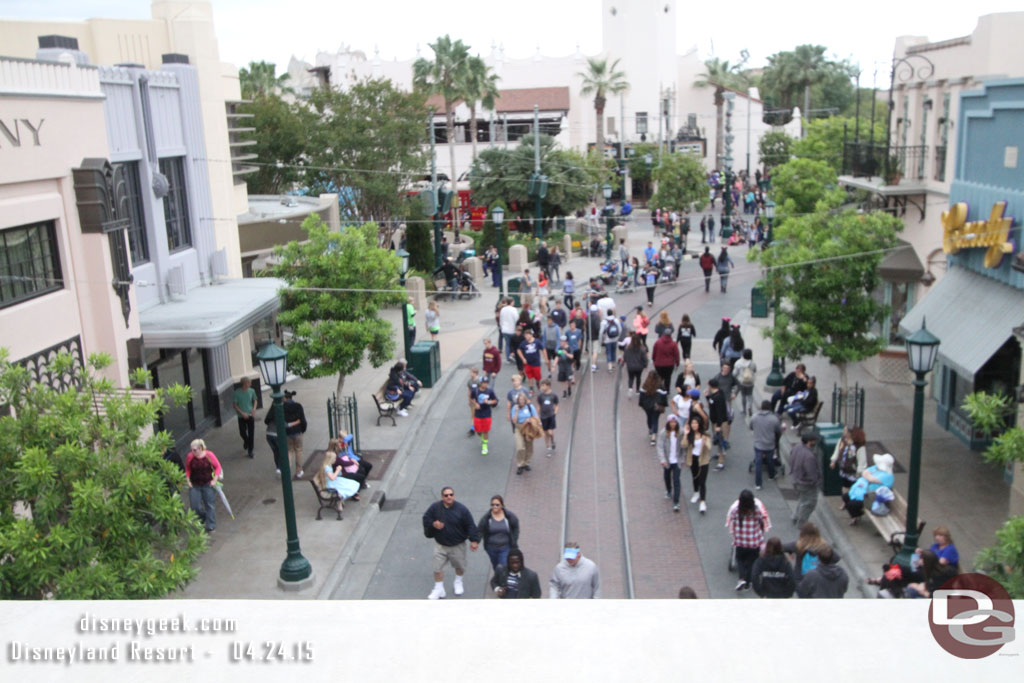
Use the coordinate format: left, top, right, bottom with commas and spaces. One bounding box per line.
929, 573, 1015, 658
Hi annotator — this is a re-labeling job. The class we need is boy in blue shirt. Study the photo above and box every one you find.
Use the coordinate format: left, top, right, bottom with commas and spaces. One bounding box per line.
473, 378, 499, 455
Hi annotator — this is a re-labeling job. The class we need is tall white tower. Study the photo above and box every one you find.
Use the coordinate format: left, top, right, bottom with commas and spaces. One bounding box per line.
600, 0, 678, 145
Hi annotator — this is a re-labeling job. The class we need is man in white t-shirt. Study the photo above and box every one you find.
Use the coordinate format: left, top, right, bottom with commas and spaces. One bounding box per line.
498, 298, 520, 361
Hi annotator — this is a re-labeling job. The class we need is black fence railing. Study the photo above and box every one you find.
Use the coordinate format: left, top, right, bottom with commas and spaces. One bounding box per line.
841, 142, 930, 183
327, 392, 360, 451
831, 382, 865, 427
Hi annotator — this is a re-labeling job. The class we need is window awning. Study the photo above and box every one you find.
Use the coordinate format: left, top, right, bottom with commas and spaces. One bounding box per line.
879, 241, 924, 283
140, 278, 284, 348
899, 267, 1024, 378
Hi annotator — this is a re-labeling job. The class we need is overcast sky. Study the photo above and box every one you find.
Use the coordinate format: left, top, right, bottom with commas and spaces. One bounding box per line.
2, 0, 1021, 86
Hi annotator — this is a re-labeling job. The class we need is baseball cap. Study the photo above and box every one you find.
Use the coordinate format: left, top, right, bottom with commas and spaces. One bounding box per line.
563, 547, 580, 560
687, 389, 700, 399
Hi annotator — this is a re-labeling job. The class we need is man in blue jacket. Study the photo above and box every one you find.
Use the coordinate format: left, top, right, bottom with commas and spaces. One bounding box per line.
423, 487, 480, 599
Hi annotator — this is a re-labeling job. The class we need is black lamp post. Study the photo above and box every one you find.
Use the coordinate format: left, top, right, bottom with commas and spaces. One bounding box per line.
763, 199, 784, 387
256, 343, 313, 589
602, 183, 614, 255
397, 248, 412, 362
892, 319, 940, 567
492, 205, 505, 300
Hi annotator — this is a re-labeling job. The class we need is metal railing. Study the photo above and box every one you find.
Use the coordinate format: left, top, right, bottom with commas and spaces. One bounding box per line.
327, 392, 360, 451
841, 142, 929, 182
831, 382, 865, 427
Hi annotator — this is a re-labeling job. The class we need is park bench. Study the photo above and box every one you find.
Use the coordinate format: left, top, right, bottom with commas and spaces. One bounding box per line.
310, 479, 344, 520
792, 401, 823, 430
862, 486, 925, 553
372, 389, 397, 426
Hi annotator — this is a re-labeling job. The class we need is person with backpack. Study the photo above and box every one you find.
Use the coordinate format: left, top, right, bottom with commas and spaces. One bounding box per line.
716, 247, 735, 293
733, 348, 757, 417
707, 215, 716, 243
699, 247, 715, 292
587, 303, 602, 370
623, 333, 649, 397
639, 371, 668, 446
652, 329, 680, 389
751, 537, 796, 598
543, 315, 562, 376
599, 309, 622, 373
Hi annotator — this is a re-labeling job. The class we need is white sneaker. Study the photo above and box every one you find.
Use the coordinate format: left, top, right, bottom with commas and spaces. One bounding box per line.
699, 501, 707, 514
397, 409, 409, 417
275, 468, 281, 476
427, 584, 446, 600
628, 388, 633, 397
453, 577, 464, 596
690, 492, 700, 504
591, 364, 597, 372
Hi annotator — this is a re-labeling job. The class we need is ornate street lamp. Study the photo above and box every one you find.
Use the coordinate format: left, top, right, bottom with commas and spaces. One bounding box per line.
892, 319, 940, 567
491, 205, 505, 300
602, 183, 614, 255
763, 199, 784, 387
397, 248, 412, 361
256, 343, 313, 590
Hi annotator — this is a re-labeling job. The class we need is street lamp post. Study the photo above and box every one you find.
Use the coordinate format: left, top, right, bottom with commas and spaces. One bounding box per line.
492, 205, 505, 301
602, 183, 614, 256
763, 199, 784, 388
892, 319, 941, 567
397, 248, 411, 362
256, 343, 313, 590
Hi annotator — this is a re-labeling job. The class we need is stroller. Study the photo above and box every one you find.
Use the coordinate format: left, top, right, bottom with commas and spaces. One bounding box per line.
613, 265, 636, 294
456, 271, 480, 299
598, 259, 619, 286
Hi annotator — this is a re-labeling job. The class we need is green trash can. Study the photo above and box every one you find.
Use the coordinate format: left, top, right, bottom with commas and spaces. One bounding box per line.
409, 341, 441, 388
814, 422, 846, 496
751, 286, 769, 318
507, 276, 523, 307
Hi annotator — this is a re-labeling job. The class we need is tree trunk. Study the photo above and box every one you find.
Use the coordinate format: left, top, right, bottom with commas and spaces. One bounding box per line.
469, 104, 478, 161
445, 102, 459, 242
715, 88, 724, 171
336, 373, 347, 400
594, 95, 605, 158
802, 85, 810, 138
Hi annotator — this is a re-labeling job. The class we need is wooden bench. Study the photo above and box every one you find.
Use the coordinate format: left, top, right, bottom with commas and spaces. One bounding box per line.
310, 479, 343, 520
372, 390, 397, 426
861, 487, 925, 553
792, 401, 823, 429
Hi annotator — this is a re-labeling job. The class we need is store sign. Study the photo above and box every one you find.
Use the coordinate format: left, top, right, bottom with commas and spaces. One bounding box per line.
941, 201, 1015, 268
0, 118, 44, 147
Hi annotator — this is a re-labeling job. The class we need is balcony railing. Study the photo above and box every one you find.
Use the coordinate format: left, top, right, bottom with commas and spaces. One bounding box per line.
842, 142, 929, 183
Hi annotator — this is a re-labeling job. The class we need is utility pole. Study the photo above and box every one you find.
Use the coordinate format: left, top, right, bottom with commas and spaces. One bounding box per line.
620, 93, 629, 201
532, 104, 543, 238
746, 88, 751, 177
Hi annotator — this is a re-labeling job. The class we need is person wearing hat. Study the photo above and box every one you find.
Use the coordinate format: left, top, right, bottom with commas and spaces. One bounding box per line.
549, 542, 600, 599
841, 453, 895, 525
790, 429, 822, 526
491, 548, 541, 598
712, 317, 732, 357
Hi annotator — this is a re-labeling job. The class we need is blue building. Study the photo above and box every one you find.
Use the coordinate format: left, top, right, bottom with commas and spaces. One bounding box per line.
900, 78, 1024, 449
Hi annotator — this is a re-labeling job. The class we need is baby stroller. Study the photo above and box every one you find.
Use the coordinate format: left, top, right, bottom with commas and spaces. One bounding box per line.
613, 266, 635, 294
598, 259, 619, 286
456, 272, 480, 299
660, 257, 676, 284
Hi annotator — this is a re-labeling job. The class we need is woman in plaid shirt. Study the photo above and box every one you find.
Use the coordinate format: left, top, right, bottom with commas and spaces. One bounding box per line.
726, 489, 772, 591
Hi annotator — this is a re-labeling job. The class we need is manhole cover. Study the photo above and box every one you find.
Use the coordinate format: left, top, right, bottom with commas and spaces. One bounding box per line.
262, 498, 276, 505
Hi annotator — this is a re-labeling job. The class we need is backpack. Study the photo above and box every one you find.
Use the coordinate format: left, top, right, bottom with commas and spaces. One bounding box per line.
606, 319, 620, 340
739, 364, 754, 386
700, 254, 715, 270
801, 552, 819, 576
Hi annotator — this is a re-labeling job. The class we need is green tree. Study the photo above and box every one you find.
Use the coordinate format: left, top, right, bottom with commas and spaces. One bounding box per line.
0, 351, 202, 599
758, 131, 794, 170
269, 215, 404, 397
751, 203, 903, 391
760, 46, 855, 128
414, 36, 472, 211
962, 392, 1024, 597
239, 94, 306, 195
577, 56, 629, 153
626, 141, 659, 197
402, 196, 434, 272
239, 60, 292, 99
303, 78, 428, 220
770, 157, 845, 219
458, 55, 500, 162
694, 56, 749, 170
649, 152, 708, 212
468, 135, 599, 223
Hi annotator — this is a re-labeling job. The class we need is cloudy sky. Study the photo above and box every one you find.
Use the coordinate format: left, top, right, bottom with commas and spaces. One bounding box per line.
2, 0, 1021, 85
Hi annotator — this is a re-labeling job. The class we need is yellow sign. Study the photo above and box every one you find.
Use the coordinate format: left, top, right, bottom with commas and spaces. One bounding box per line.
941, 201, 1015, 268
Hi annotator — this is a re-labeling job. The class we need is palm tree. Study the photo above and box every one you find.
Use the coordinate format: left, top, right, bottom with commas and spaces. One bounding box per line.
459, 56, 501, 162
577, 56, 628, 158
413, 35, 471, 202
791, 45, 828, 135
239, 60, 291, 99
695, 58, 743, 170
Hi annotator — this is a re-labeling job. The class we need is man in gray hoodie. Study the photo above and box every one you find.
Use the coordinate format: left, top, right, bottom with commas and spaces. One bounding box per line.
749, 400, 783, 489
796, 545, 848, 598
790, 429, 822, 526
549, 543, 600, 599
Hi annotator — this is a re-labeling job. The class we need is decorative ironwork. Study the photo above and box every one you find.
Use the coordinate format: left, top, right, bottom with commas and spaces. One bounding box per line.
17, 335, 84, 392
327, 392, 360, 451
885, 53, 935, 180
831, 382, 865, 427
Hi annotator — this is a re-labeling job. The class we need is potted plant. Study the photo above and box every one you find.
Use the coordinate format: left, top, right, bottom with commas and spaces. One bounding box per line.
885, 154, 902, 185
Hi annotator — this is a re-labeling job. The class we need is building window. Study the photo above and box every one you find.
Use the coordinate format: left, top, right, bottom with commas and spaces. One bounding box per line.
0, 220, 63, 309
120, 161, 149, 264
160, 157, 192, 252
872, 280, 915, 347
636, 112, 647, 135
